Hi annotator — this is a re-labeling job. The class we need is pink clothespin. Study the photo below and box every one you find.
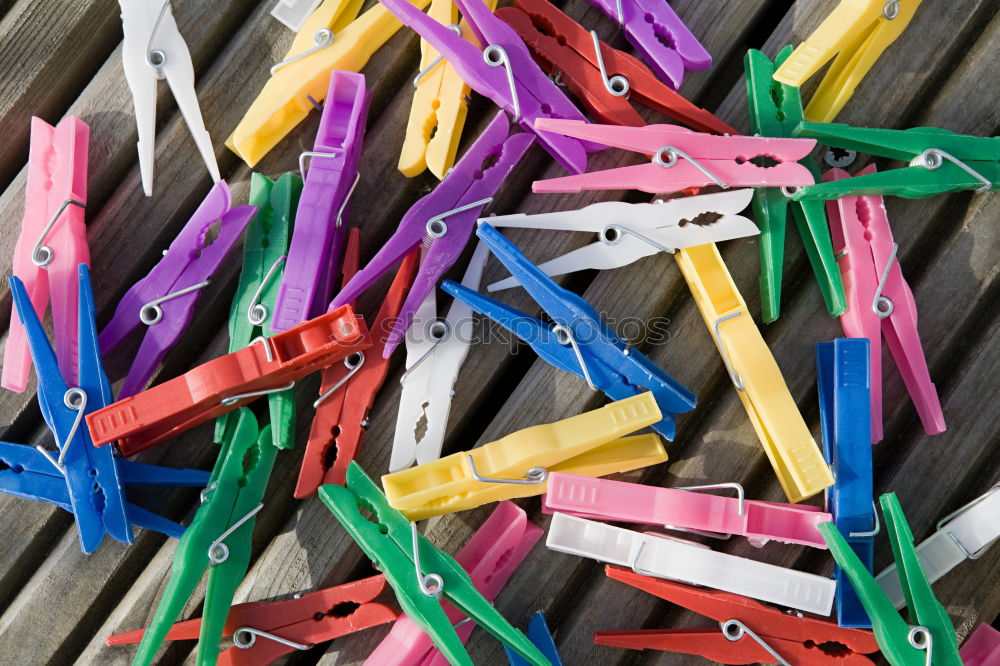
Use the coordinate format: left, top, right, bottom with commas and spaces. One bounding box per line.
825, 165, 945, 442
99, 181, 255, 398
271, 71, 370, 332
3, 116, 89, 392
542, 473, 832, 549
962, 624, 1000, 666
365, 501, 542, 665
531, 119, 816, 194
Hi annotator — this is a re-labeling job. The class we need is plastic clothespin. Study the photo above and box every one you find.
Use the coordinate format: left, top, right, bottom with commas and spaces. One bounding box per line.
823, 165, 944, 442
674, 242, 834, 503
792, 123, 1000, 200
296, 231, 418, 495
119, 0, 220, 196
1, 265, 209, 553
875, 484, 999, 610
960, 624, 1000, 666
330, 112, 533, 357
98, 181, 256, 399
484, 189, 758, 292
320, 462, 553, 666
391, 241, 488, 472
532, 119, 816, 194
594, 565, 878, 663
367, 501, 543, 664
547, 513, 836, 615
443, 223, 696, 440
772, 0, 924, 123
505, 613, 562, 666
820, 493, 962, 666
497, 0, 731, 133
382, 392, 665, 520
87, 305, 370, 456
745, 48, 845, 323
377, 0, 592, 174
542, 472, 832, 549
3, 116, 89, 392
228, 0, 431, 166
271, 0, 324, 31
272, 71, 371, 332
817, 338, 875, 629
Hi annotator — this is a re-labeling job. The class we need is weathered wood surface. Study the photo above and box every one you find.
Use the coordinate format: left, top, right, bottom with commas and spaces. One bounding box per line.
0, 0, 995, 664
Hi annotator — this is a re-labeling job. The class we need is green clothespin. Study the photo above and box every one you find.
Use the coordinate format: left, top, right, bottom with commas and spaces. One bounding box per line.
134, 408, 279, 666
820, 493, 962, 666
744, 47, 846, 322
318, 462, 551, 666
214, 172, 302, 449
792, 123, 1000, 200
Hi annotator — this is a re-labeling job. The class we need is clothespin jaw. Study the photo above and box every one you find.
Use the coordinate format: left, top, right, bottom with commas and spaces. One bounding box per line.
272, 0, 325, 31
505, 612, 563, 666
960, 624, 1000, 666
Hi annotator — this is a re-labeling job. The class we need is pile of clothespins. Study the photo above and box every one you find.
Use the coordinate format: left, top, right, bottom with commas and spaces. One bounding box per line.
2, 0, 998, 664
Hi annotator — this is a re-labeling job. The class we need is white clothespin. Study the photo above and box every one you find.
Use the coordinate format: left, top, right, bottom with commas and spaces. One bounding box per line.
119, 0, 221, 197
271, 0, 323, 31
486, 189, 758, 291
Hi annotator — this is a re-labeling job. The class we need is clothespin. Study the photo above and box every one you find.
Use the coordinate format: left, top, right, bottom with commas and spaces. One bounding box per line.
483, 189, 759, 292
295, 231, 418, 495
547, 514, 836, 615
119, 0, 220, 195
271, 0, 324, 31
1, 265, 209, 553
960, 624, 1000, 666
271, 71, 370, 332
594, 565, 878, 663
792, 123, 1000, 199
674, 242, 834, 503
543, 473, 832, 548
98, 181, 256, 398
87, 305, 370, 456
497, 0, 732, 133
505, 613, 562, 666
330, 112, 533, 357
377, 0, 592, 174
817, 338, 875, 628
745, 47, 845, 323
875, 484, 999, 610
214, 173, 302, 451
390, 240, 488, 472
823, 165, 944, 442
443, 223, 696, 440
227, 0, 431, 166
772, 0, 924, 123
820, 493, 962, 665
531, 119, 816, 194
319, 462, 552, 666
367, 501, 542, 664
3, 116, 89, 392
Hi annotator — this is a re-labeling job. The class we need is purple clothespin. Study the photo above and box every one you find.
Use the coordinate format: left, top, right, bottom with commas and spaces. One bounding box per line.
584, 0, 710, 89
377, 0, 589, 174
331, 111, 533, 357
271, 71, 370, 332
99, 181, 255, 398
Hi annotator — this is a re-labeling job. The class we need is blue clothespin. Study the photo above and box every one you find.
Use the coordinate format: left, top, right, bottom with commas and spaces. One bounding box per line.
504, 612, 563, 666
1, 265, 209, 553
816, 338, 874, 628
441, 223, 695, 440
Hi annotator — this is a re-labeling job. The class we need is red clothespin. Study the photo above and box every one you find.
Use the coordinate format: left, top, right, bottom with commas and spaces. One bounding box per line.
106, 574, 398, 665
595, 565, 878, 664
86, 306, 370, 456
295, 230, 417, 495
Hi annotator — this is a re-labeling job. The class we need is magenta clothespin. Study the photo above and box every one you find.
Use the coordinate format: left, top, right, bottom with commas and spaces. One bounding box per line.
961, 624, 1000, 666
99, 181, 255, 398
271, 71, 370, 332
824, 165, 945, 442
331, 111, 533, 357
365, 501, 543, 666
376, 0, 590, 174
543, 473, 832, 549
532, 119, 816, 193
3, 116, 90, 392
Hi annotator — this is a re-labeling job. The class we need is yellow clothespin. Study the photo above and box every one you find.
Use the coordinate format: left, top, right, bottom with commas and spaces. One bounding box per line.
228, 0, 431, 166
673, 244, 834, 503
772, 0, 923, 122
381, 392, 666, 520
